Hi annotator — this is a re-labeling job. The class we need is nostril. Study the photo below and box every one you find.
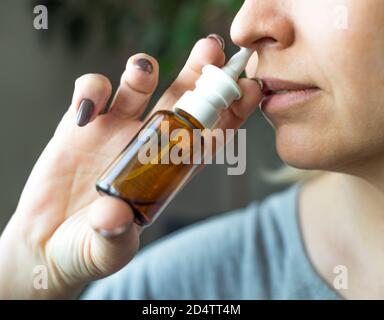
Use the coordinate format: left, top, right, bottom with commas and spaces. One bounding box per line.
254, 37, 278, 49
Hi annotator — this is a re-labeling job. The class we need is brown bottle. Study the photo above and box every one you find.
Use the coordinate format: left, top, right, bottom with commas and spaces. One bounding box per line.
96, 47, 254, 226
96, 109, 205, 226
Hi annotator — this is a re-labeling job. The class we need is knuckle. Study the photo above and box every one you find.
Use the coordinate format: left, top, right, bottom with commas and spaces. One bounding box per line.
120, 69, 156, 95
111, 101, 146, 120
229, 104, 248, 123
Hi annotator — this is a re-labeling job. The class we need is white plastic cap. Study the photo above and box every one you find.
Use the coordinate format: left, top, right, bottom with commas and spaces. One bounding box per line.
173, 47, 255, 128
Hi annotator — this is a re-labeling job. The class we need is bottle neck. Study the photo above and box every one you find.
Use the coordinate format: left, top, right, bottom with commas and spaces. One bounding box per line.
173, 91, 220, 129
173, 65, 242, 129
174, 108, 205, 130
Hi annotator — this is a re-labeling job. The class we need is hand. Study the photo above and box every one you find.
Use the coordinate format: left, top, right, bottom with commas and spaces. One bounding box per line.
0, 36, 262, 299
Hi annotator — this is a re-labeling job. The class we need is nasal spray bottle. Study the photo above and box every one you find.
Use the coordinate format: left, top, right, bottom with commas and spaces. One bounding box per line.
96, 47, 254, 226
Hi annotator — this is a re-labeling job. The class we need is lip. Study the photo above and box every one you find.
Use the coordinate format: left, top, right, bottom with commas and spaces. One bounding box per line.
260, 78, 321, 113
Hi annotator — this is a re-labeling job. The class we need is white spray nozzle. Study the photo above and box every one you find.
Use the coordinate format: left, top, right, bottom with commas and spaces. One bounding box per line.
221, 47, 254, 79
173, 46, 255, 128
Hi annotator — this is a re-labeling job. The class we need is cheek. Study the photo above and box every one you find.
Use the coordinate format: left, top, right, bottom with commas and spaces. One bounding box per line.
295, 0, 384, 97
319, 1, 384, 161
275, 0, 384, 170
273, 82, 384, 171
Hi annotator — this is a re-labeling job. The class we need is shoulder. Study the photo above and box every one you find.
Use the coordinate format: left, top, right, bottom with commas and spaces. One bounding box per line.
80, 184, 302, 300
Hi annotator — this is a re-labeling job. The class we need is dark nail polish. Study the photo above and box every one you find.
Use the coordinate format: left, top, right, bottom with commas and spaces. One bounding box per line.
76, 99, 94, 127
206, 33, 225, 51
94, 224, 129, 238
251, 78, 264, 91
134, 58, 153, 74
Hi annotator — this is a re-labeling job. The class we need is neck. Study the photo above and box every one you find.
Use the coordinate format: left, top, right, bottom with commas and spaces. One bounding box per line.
335, 152, 384, 220
307, 153, 384, 244
300, 157, 384, 299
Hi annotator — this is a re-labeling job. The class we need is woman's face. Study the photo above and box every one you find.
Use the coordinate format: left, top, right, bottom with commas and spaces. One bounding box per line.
231, 0, 384, 172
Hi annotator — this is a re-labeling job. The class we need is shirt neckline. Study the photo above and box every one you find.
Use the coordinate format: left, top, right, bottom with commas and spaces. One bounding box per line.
290, 182, 344, 300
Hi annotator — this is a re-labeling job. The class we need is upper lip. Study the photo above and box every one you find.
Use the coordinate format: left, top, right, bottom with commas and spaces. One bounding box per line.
260, 78, 319, 96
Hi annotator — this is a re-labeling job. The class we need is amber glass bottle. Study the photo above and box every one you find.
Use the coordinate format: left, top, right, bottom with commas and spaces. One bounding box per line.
96, 109, 205, 226
96, 47, 254, 226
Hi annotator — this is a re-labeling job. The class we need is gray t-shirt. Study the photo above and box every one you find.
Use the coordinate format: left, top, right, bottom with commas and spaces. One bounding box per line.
80, 183, 342, 300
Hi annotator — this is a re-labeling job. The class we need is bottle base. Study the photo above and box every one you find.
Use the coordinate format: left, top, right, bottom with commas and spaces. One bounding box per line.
96, 181, 151, 226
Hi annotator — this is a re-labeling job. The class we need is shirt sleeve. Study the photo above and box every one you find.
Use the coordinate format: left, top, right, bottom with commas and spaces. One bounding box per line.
79, 202, 260, 300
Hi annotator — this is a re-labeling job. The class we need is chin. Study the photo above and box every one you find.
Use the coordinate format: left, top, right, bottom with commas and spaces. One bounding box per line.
274, 124, 349, 171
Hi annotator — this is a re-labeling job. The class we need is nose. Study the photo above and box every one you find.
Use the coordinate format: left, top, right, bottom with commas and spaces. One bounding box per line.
230, 0, 295, 52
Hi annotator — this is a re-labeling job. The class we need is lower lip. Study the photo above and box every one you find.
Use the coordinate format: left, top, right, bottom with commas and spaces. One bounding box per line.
260, 88, 321, 113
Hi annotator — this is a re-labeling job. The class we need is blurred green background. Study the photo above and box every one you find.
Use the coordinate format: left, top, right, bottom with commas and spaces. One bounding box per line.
0, 0, 286, 247
30, 0, 243, 94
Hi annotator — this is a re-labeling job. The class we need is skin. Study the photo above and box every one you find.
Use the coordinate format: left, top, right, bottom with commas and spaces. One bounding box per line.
232, 0, 384, 299
1, 0, 383, 299
0, 38, 261, 299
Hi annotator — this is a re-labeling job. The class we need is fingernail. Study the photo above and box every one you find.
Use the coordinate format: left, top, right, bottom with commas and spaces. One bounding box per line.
95, 223, 130, 238
251, 78, 264, 91
76, 99, 94, 127
206, 33, 225, 51
134, 58, 153, 74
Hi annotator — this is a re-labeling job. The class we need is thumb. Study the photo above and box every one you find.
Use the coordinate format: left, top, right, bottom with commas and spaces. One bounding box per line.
87, 196, 142, 277
46, 197, 142, 287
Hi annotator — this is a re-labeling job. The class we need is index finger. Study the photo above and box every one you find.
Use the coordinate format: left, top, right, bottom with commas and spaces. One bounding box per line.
146, 36, 226, 119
